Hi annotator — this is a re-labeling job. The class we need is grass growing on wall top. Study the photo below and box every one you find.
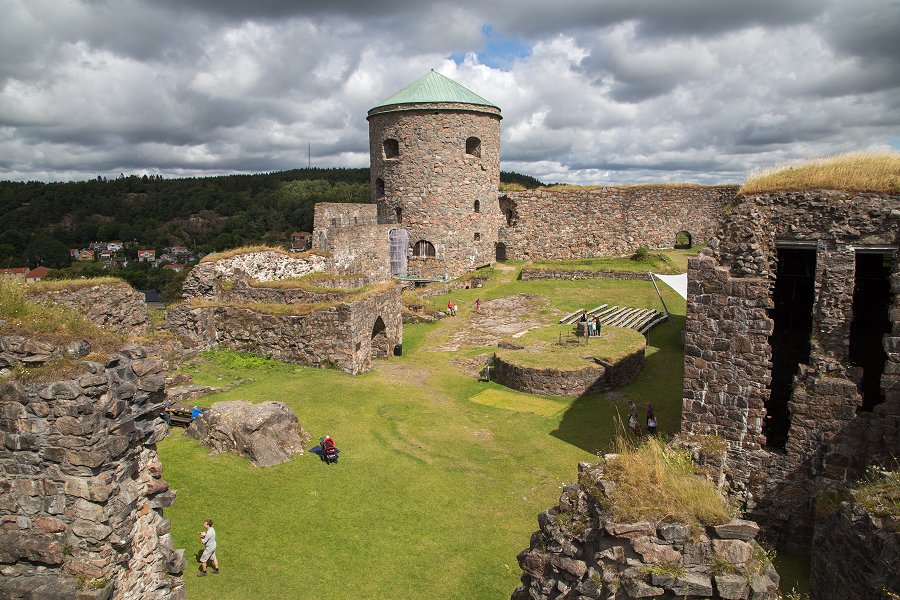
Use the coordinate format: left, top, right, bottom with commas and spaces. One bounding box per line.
740, 151, 900, 194
529, 247, 702, 275
199, 245, 331, 264
27, 276, 131, 293
598, 436, 735, 527
854, 467, 900, 518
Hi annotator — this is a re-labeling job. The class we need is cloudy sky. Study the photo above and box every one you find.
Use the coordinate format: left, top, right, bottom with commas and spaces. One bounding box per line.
2, 0, 899, 184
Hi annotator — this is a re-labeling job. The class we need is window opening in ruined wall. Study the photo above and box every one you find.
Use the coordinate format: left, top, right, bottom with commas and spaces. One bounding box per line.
474, 200, 480, 213
466, 137, 481, 157
395, 207, 402, 224
766, 246, 817, 450
850, 250, 894, 412
413, 240, 436, 258
383, 138, 399, 159
474, 232, 481, 241
376, 178, 385, 199
496, 242, 507, 261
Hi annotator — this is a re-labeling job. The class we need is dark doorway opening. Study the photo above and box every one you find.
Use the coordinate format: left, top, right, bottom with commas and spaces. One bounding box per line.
766, 247, 817, 449
675, 231, 693, 249
850, 251, 894, 412
495, 242, 507, 262
371, 316, 389, 358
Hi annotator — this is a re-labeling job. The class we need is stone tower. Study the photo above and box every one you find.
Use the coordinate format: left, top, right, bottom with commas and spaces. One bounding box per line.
367, 70, 502, 279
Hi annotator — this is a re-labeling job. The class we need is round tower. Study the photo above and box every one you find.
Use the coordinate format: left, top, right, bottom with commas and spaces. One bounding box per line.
368, 70, 502, 279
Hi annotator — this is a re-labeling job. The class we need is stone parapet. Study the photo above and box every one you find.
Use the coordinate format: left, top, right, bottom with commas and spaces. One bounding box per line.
493, 349, 644, 397
30, 283, 149, 337
0, 346, 184, 600
182, 250, 329, 300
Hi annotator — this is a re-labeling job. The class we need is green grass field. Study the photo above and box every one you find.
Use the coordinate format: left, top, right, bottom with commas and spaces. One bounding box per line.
158, 263, 688, 599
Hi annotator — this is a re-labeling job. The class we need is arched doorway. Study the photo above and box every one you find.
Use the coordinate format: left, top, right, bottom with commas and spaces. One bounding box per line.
674, 231, 693, 249
495, 242, 507, 262
371, 316, 389, 358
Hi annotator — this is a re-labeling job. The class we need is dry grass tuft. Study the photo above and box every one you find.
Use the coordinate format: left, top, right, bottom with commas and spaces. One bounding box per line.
740, 151, 900, 194
200, 246, 332, 264
247, 272, 362, 293
28, 277, 131, 293
854, 467, 900, 518
599, 436, 735, 527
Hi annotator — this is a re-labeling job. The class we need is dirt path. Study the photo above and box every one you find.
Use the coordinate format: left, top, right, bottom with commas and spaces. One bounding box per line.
430, 293, 549, 352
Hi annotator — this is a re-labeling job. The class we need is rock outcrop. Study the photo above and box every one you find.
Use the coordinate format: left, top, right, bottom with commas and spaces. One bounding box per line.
31, 282, 150, 337
810, 497, 899, 600
0, 335, 93, 377
181, 250, 329, 300
186, 400, 311, 467
0, 346, 185, 600
512, 461, 779, 600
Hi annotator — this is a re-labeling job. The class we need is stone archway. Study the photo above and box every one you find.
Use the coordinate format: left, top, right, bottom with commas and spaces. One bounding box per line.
496, 242, 507, 262
371, 316, 389, 358
675, 231, 693, 249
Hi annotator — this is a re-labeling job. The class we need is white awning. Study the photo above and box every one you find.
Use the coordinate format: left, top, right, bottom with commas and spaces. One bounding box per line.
650, 272, 688, 302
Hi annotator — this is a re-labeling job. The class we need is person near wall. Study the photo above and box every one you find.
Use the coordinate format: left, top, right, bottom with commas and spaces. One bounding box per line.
594, 316, 602, 336
646, 402, 657, 435
161, 398, 174, 426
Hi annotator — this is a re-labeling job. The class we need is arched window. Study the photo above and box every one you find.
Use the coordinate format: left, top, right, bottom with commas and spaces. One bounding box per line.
395, 207, 402, 224
413, 240, 436, 258
474, 232, 481, 241
375, 178, 385, 199
473, 200, 480, 213
465, 136, 481, 157
383, 138, 399, 159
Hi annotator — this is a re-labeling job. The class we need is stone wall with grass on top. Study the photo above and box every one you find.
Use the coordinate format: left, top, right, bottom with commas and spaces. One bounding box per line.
0, 345, 185, 600
30, 282, 150, 337
499, 186, 737, 261
492, 348, 644, 397
680, 189, 900, 549
519, 269, 652, 281
512, 460, 779, 600
166, 284, 402, 375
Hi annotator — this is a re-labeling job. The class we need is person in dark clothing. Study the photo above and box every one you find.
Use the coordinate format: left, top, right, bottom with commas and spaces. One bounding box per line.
646, 402, 657, 435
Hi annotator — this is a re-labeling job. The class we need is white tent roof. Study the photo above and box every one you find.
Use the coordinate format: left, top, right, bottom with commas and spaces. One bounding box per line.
650, 272, 688, 302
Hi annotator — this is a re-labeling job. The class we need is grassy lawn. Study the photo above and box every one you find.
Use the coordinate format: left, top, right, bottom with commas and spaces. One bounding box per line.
158, 265, 687, 599
496, 325, 645, 370
527, 246, 703, 274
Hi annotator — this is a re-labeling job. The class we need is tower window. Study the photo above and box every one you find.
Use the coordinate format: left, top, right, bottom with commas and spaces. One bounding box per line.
413, 240, 436, 258
375, 178, 385, 199
465, 137, 481, 157
383, 138, 399, 159
395, 207, 402, 223
474, 200, 480, 213
474, 232, 481, 241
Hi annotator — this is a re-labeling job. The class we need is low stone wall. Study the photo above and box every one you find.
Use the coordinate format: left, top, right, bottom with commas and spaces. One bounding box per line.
512, 461, 779, 600
810, 499, 899, 600
30, 282, 150, 337
166, 285, 402, 375
519, 269, 651, 281
182, 250, 329, 300
493, 349, 644, 396
0, 335, 94, 377
216, 280, 361, 305
0, 346, 185, 599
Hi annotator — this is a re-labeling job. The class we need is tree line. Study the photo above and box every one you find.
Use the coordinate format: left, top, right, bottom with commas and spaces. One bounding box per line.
0, 168, 545, 269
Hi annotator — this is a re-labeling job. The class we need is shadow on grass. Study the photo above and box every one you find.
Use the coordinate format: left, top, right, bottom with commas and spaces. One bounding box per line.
550, 315, 685, 454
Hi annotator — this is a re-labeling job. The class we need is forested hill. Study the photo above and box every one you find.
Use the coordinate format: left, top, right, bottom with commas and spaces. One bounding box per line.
0, 168, 544, 268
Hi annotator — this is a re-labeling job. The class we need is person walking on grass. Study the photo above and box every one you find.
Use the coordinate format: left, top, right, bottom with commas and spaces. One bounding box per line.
628, 400, 639, 435
646, 402, 657, 435
475, 297, 481, 312
197, 519, 219, 576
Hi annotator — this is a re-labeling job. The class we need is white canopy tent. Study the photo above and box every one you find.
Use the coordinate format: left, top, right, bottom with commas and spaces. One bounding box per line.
650, 272, 688, 302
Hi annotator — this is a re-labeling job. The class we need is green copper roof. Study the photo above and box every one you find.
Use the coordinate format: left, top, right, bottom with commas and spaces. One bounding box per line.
370, 70, 499, 111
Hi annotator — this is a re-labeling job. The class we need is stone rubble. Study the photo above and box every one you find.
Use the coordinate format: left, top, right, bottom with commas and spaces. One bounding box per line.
30, 283, 150, 337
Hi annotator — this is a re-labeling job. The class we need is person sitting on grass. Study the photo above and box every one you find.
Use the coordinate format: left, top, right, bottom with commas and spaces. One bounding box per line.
191, 406, 204, 419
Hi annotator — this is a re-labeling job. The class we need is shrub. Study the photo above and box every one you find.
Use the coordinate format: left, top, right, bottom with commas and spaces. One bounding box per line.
630, 246, 650, 261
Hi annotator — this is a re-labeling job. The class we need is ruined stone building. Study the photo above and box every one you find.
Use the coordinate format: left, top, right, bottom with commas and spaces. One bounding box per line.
681, 190, 899, 548
313, 72, 730, 281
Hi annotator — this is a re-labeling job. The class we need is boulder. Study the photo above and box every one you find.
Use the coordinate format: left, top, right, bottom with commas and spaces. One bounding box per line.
186, 400, 311, 467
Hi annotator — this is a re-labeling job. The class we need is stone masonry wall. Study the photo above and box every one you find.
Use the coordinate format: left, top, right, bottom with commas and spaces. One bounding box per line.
499, 186, 737, 260
810, 498, 899, 600
493, 349, 644, 397
369, 103, 502, 278
166, 285, 402, 375
181, 250, 329, 300
519, 269, 651, 282
31, 283, 150, 338
0, 346, 185, 600
312, 204, 393, 283
681, 190, 900, 548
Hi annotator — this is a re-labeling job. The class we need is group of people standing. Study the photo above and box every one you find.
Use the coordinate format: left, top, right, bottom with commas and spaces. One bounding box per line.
628, 400, 657, 435
579, 313, 603, 337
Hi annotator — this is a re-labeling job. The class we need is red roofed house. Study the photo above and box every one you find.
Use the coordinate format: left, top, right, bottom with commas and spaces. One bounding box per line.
79, 249, 95, 261
137, 249, 156, 262
291, 231, 312, 251
0, 267, 28, 281
26, 267, 51, 282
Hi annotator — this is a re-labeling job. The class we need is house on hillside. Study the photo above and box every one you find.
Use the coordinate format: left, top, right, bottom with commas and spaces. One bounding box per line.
69, 248, 79, 259
107, 241, 123, 252
26, 267, 50, 282
78, 249, 95, 261
0, 267, 28, 281
291, 231, 312, 251
137, 249, 156, 262
99, 250, 113, 262
164, 263, 185, 273
169, 246, 190, 257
